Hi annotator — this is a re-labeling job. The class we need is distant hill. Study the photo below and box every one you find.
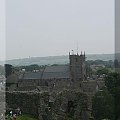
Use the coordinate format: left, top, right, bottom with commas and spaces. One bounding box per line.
3, 54, 114, 66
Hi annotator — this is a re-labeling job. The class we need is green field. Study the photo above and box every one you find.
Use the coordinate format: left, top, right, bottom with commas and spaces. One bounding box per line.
6, 115, 38, 120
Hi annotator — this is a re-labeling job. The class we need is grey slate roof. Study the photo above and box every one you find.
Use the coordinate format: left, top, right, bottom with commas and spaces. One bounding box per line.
19, 65, 70, 80
44, 65, 69, 73
42, 72, 69, 79
22, 72, 42, 80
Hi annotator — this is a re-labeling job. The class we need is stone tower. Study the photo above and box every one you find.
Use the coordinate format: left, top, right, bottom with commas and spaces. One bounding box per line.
69, 51, 86, 82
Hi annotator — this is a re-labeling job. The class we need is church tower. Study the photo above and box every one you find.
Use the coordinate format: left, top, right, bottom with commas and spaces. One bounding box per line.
69, 51, 86, 82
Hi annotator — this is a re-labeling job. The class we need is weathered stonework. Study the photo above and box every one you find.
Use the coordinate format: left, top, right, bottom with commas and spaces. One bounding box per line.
6, 90, 90, 120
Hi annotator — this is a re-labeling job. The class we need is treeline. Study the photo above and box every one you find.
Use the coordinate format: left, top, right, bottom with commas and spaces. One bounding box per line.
87, 60, 114, 68
13, 64, 46, 72
86, 60, 114, 77
12, 64, 65, 72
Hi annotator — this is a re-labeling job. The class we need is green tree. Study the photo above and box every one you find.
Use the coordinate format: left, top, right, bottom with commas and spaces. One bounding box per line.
92, 87, 114, 120
96, 68, 110, 75
105, 73, 120, 120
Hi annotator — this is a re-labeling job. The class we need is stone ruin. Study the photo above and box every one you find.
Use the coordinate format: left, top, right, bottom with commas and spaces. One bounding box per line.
6, 90, 91, 120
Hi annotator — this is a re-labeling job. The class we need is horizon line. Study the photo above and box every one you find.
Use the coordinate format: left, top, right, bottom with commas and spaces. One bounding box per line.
4, 52, 116, 61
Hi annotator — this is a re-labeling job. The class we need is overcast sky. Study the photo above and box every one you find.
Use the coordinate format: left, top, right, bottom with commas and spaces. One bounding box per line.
0, 0, 5, 61
1, 0, 115, 60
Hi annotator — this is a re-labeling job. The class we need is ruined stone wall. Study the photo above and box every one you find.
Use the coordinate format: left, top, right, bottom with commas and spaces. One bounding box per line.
18, 79, 39, 87
6, 91, 49, 118
6, 90, 90, 120
44, 78, 71, 88
52, 90, 90, 120
81, 80, 105, 94
0, 91, 5, 117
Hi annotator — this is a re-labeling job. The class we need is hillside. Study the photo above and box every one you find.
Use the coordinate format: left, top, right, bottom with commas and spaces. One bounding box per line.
4, 54, 114, 66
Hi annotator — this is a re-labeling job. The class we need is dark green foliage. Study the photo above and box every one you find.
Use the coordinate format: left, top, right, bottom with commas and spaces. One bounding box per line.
105, 73, 120, 92
92, 87, 114, 120
92, 73, 120, 120
87, 60, 114, 68
105, 73, 120, 120
96, 68, 110, 75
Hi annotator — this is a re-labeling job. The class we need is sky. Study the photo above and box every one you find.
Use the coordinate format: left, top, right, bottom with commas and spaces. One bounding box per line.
0, 0, 5, 61
115, 0, 120, 54
1, 0, 115, 60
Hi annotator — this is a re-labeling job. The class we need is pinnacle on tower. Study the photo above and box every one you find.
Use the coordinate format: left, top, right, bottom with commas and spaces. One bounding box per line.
84, 51, 85, 56
81, 51, 82, 55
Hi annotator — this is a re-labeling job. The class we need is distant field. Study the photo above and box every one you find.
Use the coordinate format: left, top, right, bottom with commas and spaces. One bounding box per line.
3, 54, 114, 66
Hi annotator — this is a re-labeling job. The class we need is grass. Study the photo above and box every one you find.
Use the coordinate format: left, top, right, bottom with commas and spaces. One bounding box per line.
6, 114, 38, 120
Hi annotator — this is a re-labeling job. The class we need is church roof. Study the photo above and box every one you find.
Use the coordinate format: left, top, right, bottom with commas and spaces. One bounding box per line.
21, 72, 42, 80
42, 72, 69, 79
44, 65, 69, 73
19, 65, 70, 80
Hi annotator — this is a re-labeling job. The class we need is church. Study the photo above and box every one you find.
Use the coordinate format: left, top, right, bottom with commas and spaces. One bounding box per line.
6, 51, 87, 91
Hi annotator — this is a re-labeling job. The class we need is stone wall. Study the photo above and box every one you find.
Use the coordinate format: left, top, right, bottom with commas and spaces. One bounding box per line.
52, 90, 90, 120
6, 91, 49, 118
6, 90, 90, 120
0, 91, 5, 118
